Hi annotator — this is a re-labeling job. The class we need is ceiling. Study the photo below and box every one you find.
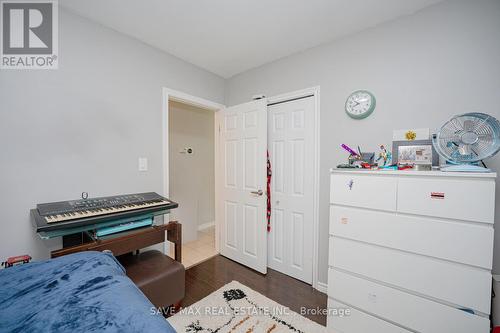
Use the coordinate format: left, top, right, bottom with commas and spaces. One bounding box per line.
61, 0, 444, 78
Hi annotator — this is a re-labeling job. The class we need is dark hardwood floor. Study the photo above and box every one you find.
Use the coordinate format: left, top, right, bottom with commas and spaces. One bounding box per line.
182, 255, 328, 326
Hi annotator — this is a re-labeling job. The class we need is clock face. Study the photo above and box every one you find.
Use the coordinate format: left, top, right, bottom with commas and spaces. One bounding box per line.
345, 90, 376, 119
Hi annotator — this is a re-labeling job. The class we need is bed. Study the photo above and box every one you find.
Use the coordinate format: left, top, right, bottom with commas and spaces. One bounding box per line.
0, 251, 175, 332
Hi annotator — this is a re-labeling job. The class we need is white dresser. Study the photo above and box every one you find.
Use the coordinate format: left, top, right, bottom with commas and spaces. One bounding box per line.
327, 169, 496, 333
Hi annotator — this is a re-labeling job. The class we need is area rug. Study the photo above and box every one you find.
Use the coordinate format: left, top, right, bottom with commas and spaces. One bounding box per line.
168, 281, 328, 332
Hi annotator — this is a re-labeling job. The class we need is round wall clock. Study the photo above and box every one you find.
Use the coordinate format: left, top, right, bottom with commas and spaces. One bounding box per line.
345, 90, 376, 119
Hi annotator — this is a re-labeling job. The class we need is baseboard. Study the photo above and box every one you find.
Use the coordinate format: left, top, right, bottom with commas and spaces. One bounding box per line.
198, 221, 215, 231
316, 281, 328, 294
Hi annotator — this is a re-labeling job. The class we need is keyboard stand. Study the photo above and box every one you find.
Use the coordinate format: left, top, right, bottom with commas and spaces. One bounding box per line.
62, 231, 94, 249
50, 221, 182, 263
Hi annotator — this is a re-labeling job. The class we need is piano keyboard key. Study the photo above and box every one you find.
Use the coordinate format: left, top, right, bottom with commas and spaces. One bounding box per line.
43, 199, 171, 223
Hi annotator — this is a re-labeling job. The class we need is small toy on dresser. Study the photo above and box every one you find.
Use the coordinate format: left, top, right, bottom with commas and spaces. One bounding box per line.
376, 144, 392, 167
1, 255, 32, 268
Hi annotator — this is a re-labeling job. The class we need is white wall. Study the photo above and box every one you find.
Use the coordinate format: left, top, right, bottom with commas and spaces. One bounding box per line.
0, 9, 225, 260
225, 0, 500, 284
169, 101, 215, 243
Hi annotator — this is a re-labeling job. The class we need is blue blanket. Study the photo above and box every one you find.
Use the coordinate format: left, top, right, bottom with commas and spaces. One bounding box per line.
0, 251, 175, 333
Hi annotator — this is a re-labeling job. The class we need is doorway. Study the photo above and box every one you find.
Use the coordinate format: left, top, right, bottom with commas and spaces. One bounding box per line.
163, 89, 224, 268
168, 101, 216, 268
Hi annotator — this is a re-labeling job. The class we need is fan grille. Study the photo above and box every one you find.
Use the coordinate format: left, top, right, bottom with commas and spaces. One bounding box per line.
434, 113, 500, 163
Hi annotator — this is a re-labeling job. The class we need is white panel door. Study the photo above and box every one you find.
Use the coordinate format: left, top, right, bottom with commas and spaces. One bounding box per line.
267, 96, 314, 283
219, 99, 268, 274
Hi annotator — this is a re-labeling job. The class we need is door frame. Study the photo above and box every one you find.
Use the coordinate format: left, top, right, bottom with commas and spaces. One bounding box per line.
267, 86, 321, 290
162, 87, 225, 255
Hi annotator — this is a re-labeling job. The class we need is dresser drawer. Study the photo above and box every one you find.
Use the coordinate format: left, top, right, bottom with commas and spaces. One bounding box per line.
329, 269, 490, 333
397, 177, 495, 223
327, 298, 411, 333
330, 237, 491, 314
329, 206, 494, 269
330, 174, 397, 211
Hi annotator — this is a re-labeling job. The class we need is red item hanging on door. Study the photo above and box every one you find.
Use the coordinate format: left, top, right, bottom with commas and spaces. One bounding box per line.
267, 150, 272, 232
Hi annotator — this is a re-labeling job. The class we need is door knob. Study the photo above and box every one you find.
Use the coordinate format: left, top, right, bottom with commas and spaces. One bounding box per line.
251, 189, 264, 196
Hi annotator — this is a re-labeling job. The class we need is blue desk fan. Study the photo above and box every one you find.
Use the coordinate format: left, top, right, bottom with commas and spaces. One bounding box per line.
432, 112, 500, 172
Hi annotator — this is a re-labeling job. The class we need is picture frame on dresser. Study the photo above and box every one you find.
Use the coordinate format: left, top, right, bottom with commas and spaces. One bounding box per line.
392, 139, 439, 166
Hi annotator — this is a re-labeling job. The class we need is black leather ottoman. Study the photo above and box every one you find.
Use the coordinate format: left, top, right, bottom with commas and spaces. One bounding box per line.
119, 250, 185, 309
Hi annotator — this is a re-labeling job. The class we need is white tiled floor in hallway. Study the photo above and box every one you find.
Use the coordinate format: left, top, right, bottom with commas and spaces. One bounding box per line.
172, 226, 217, 268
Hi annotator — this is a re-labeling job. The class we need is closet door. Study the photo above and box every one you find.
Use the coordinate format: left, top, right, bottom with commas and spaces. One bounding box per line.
219, 99, 268, 274
267, 96, 314, 283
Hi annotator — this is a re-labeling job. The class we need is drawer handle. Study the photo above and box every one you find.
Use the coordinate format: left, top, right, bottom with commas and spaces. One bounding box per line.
431, 192, 445, 199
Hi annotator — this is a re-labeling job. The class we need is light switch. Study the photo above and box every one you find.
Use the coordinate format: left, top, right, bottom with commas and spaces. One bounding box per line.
138, 157, 148, 171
